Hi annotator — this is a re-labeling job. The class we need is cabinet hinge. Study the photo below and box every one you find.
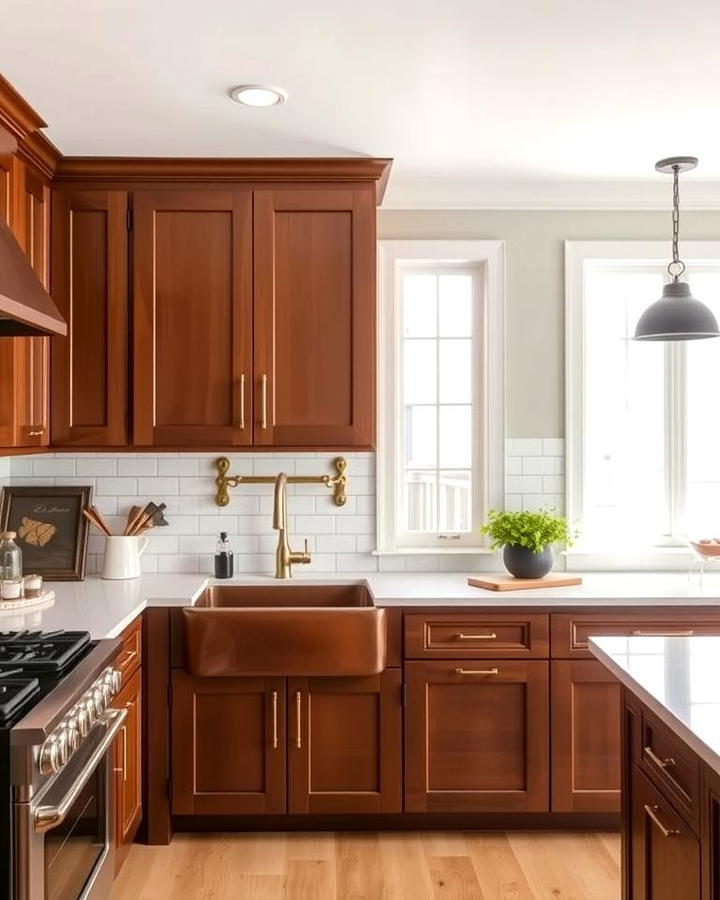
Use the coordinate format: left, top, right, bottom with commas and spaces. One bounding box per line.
126, 207, 133, 231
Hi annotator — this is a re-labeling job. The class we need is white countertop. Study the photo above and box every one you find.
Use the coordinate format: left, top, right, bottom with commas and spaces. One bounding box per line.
0, 571, 719, 640
590, 635, 720, 776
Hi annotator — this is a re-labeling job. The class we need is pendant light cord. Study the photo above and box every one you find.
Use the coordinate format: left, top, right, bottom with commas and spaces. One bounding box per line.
669, 164, 685, 281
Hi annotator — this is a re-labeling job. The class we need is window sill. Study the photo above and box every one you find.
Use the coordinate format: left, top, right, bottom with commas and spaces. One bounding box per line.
373, 547, 495, 556
563, 546, 698, 572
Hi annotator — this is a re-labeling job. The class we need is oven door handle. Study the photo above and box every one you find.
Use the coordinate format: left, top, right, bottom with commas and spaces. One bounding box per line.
34, 707, 127, 835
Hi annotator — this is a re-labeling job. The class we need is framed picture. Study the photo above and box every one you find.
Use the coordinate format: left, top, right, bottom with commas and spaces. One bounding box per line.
0, 486, 92, 581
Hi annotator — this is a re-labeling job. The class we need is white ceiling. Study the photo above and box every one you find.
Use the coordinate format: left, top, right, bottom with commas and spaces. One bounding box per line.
4, 0, 720, 207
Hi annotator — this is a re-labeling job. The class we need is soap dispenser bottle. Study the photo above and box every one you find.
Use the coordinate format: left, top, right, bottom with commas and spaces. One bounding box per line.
214, 532, 234, 579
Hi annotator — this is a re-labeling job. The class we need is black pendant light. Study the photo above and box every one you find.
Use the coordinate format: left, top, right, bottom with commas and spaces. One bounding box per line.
634, 156, 720, 341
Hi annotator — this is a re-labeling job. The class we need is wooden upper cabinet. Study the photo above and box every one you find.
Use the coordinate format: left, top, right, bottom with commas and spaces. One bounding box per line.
253, 188, 376, 448
133, 190, 253, 447
0, 157, 50, 448
51, 190, 128, 446
405, 660, 549, 813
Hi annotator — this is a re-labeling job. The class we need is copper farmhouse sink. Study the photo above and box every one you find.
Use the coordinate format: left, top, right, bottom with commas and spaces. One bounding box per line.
183, 583, 386, 677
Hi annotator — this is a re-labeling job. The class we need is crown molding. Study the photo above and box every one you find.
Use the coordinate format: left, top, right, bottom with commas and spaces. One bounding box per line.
0, 74, 46, 140
16, 130, 62, 179
382, 178, 720, 211
53, 156, 394, 202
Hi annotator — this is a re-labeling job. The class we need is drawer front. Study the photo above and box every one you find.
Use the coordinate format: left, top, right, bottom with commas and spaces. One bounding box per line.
636, 707, 700, 832
404, 613, 549, 659
551, 612, 720, 658
116, 615, 142, 687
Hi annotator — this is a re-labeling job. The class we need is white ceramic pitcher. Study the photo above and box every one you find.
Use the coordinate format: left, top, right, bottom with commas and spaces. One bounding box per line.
102, 535, 149, 580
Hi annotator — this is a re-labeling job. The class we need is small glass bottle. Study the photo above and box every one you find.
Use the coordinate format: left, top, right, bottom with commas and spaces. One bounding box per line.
214, 532, 233, 579
0, 531, 23, 600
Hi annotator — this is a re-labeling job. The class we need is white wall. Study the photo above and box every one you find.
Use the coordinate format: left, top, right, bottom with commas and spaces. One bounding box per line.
379, 209, 720, 437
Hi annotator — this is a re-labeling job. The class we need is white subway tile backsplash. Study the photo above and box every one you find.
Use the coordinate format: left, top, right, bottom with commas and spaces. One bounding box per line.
5, 443, 565, 574
76, 459, 118, 476
542, 438, 565, 456
96, 478, 138, 496
32, 459, 76, 477
157, 458, 201, 476
137, 477, 179, 495
506, 438, 542, 456
522, 456, 563, 475
506, 475, 543, 494
117, 458, 158, 476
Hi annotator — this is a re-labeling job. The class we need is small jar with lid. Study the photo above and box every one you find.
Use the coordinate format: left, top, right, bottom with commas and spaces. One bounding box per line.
0, 531, 23, 600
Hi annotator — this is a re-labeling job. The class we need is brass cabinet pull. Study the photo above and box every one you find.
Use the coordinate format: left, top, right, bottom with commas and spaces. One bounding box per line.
454, 632, 497, 641
239, 374, 246, 430
644, 804, 680, 837
261, 374, 268, 429
632, 630, 694, 637
121, 724, 127, 782
271, 691, 278, 749
644, 745, 676, 771
295, 691, 302, 749
28, 425, 45, 436
453, 668, 499, 676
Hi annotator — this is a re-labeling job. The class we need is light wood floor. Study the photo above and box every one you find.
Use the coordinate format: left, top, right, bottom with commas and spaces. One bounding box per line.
111, 830, 621, 899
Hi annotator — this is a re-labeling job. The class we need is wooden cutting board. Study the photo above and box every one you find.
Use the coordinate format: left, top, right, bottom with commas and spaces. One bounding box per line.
468, 574, 583, 592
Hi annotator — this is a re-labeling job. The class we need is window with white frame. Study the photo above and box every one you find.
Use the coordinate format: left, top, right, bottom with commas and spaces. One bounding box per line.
377, 241, 505, 552
566, 241, 720, 554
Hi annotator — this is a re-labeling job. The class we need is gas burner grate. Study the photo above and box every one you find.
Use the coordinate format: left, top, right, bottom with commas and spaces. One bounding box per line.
0, 669, 40, 722
0, 630, 91, 673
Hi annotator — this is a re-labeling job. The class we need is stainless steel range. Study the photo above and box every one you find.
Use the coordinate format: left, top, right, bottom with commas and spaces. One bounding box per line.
0, 630, 124, 900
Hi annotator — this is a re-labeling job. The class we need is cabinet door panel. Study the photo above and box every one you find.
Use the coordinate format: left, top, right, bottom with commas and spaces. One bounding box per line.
551, 660, 621, 812
133, 190, 252, 447
253, 188, 375, 448
51, 190, 128, 445
405, 660, 549, 812
113, 667, 141, 873
0, 157, 50, 448
632, 768, 700, 899
288, 670, 402, 814
171, 672, 285, 815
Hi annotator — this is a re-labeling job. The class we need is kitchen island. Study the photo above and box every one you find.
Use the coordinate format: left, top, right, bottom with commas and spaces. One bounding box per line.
590, 635, 720, 900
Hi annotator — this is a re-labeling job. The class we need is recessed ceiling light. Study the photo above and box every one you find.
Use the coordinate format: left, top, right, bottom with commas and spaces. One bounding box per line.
228, 84, 288, 107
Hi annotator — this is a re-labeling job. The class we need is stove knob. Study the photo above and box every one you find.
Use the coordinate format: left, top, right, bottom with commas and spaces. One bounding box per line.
99, 680, 113, 706
55, 730, 69, 767
92, 686, 107, 715
109, 668, 123, 693
75, 704, 91, 737
64, 716, 81, 753
83, 695, 98, 726
38, 737, 60, 775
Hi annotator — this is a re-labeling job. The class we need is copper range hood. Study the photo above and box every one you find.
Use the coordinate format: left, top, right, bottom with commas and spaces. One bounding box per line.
0, 218, 66, 337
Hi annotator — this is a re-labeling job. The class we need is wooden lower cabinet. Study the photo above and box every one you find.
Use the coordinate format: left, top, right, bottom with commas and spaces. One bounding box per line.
631, 767, 701, 899
551, 659, 622, 813
287, 670, 402, 814
404, 659, 549, 812
171, 670, 402, 817
113, 668, 142, 872
703, 764, 720, 900
171, 672, 286, 815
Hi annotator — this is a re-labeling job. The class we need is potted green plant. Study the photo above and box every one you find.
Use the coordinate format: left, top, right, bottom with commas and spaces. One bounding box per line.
480, 508, 577, 579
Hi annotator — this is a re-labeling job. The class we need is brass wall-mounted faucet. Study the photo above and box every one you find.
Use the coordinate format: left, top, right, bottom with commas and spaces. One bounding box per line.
273, 472, 311, 579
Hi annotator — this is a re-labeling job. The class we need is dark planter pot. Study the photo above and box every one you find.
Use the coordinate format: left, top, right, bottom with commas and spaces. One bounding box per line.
502, 544, 553, 579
